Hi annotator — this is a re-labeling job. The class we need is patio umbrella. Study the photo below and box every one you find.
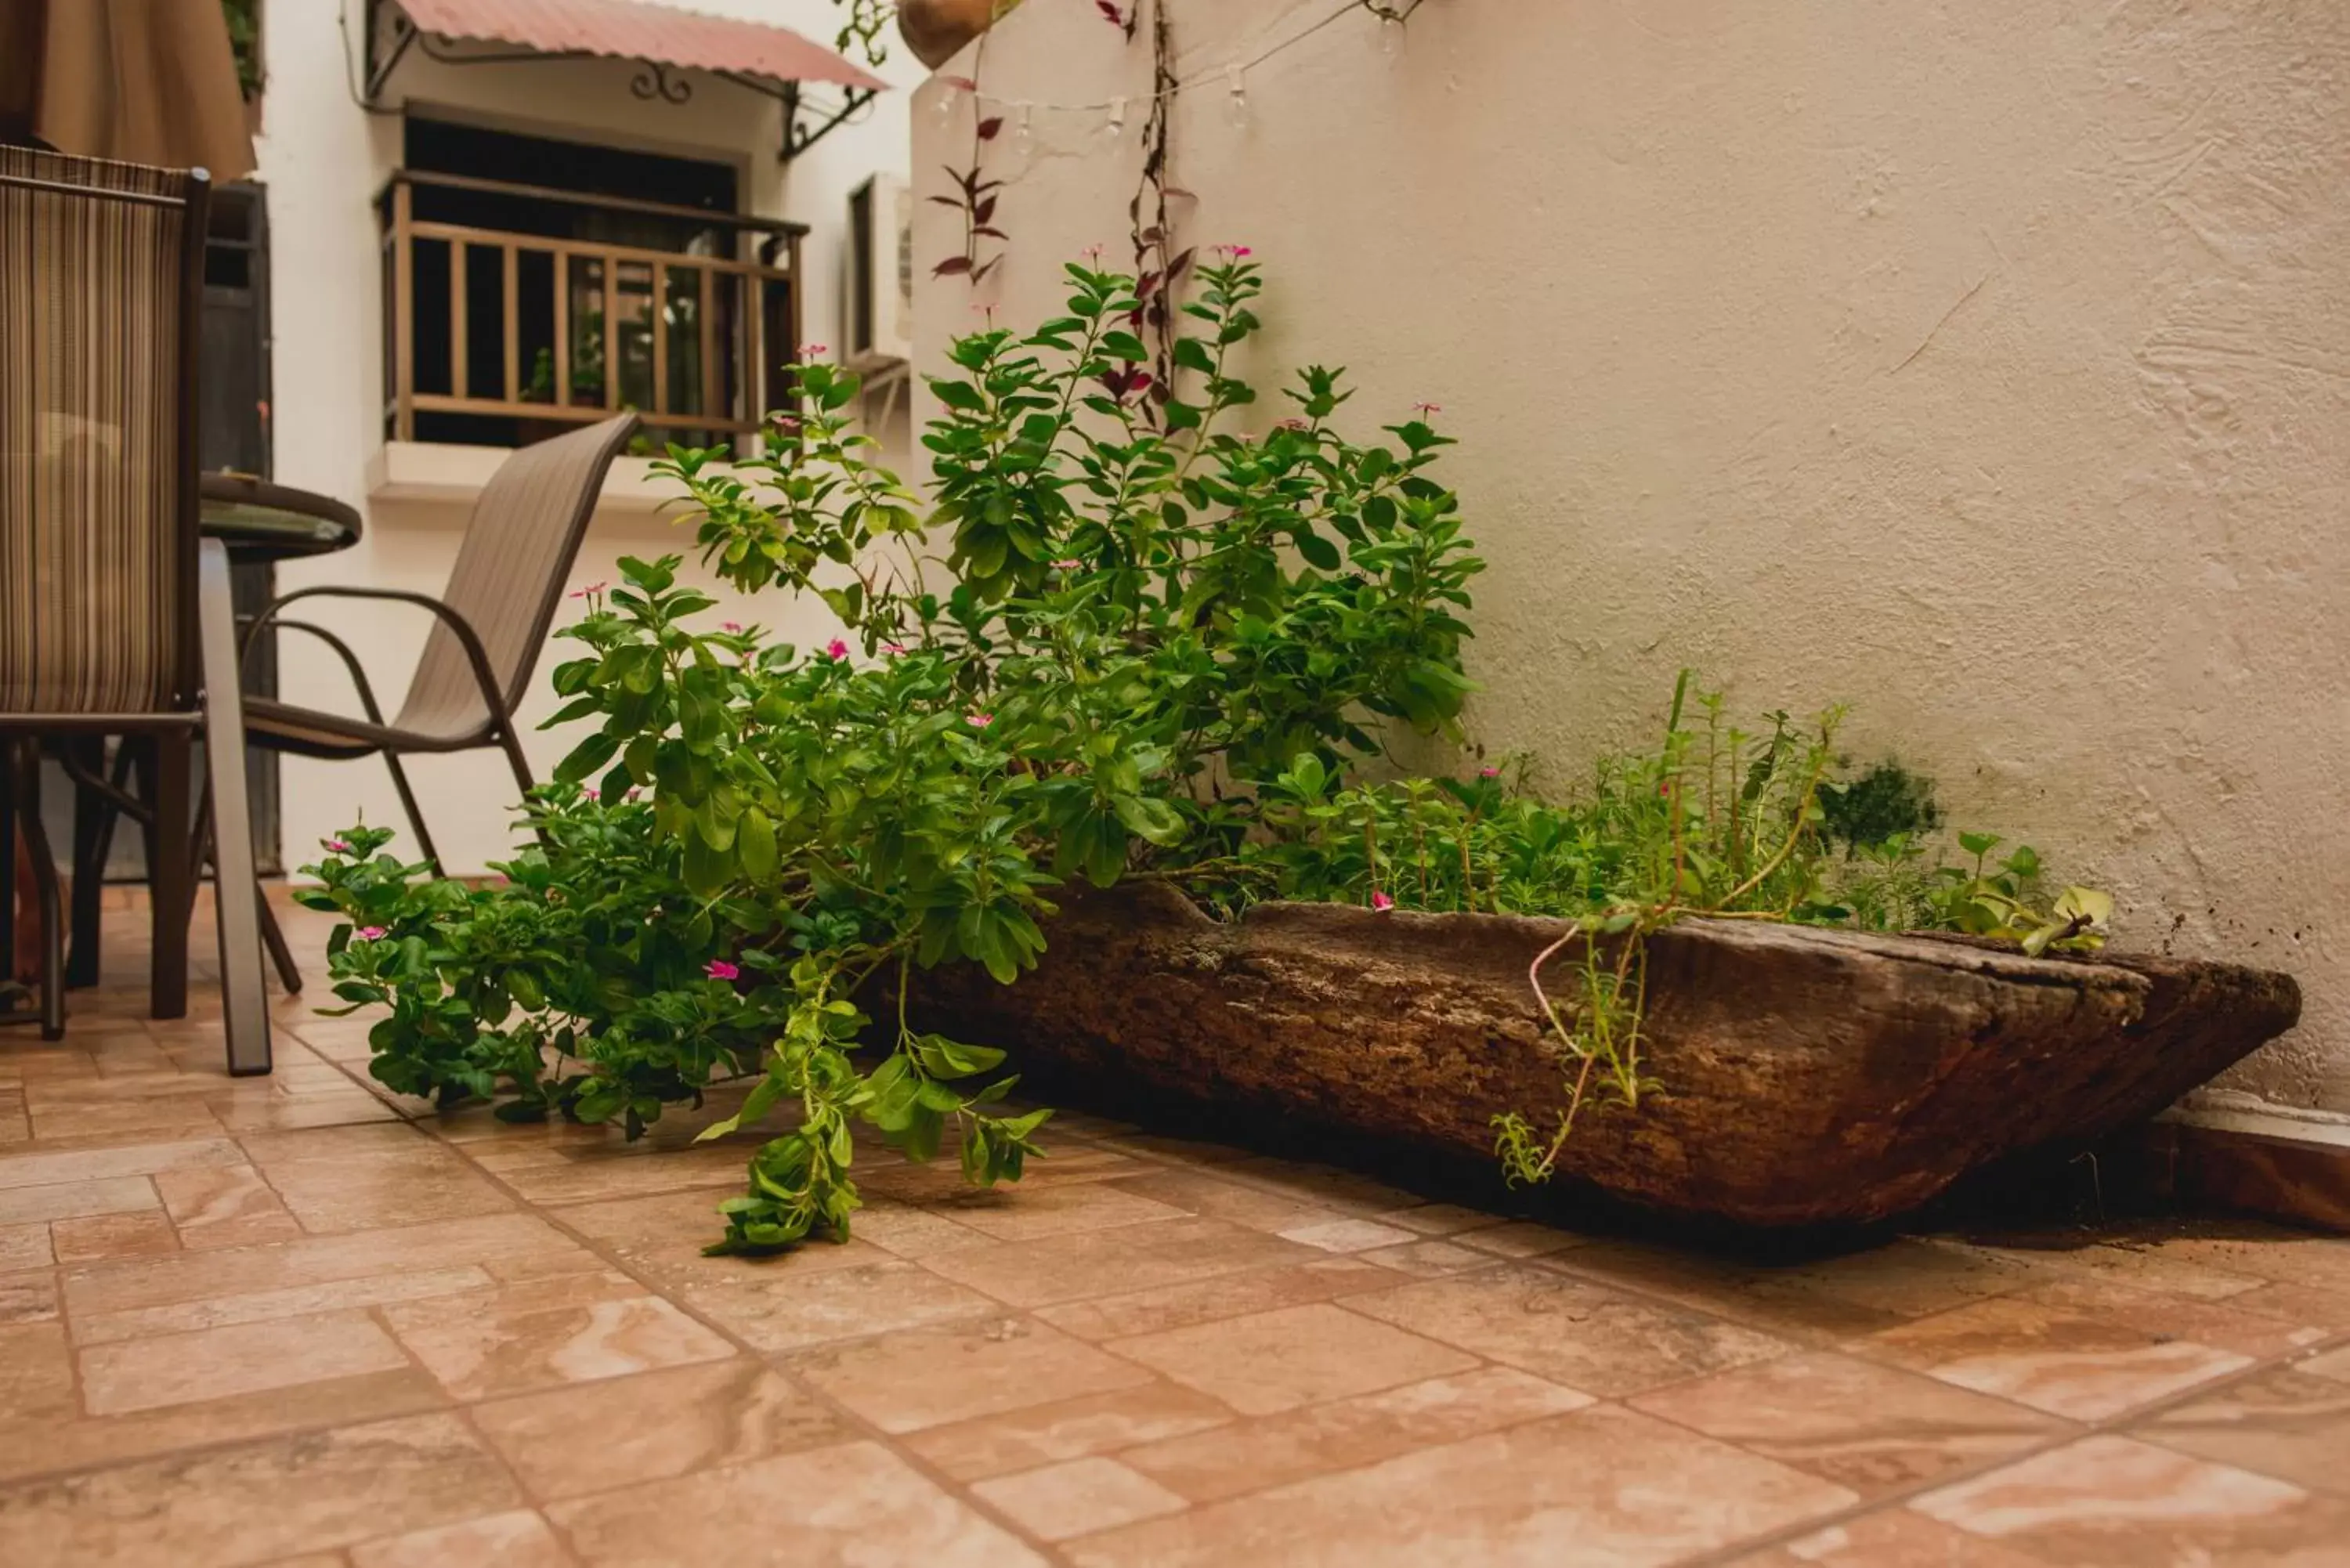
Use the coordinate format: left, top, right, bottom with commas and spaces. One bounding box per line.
0, 0, 255, 181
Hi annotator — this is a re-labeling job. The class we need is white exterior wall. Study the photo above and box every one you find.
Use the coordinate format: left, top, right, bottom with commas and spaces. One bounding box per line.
914, 0, 2350, 1115
255, 0, 920, 875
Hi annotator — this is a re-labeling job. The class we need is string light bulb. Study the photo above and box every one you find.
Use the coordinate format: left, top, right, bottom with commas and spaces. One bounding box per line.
1012, 103, 1036, 165
1103, 95, 1129, 143
1379, 13, 1405, 56
932, 80, 960, 129
1224, 66, 1250, 131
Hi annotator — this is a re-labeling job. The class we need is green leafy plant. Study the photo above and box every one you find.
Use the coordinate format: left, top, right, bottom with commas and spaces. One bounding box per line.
301, 256, 2110, 1248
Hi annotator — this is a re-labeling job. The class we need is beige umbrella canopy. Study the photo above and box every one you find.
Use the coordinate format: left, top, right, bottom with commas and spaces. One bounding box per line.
0, 0, 256, 181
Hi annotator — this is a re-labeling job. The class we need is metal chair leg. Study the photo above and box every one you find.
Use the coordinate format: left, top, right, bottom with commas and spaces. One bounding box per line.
381, 749, 442, 873
13, 744, 67, 1041
197, 538, 272, 1075
189, 777, 301, 995
66, 737, 113, 988
146, 735, 192, 1022
256, 893, 302, 994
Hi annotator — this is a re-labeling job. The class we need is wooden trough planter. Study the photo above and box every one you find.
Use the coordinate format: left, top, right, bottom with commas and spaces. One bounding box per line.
907, 882, 2302, 1230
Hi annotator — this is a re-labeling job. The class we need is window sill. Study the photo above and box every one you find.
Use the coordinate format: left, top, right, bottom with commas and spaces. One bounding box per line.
365, 440, 714, 517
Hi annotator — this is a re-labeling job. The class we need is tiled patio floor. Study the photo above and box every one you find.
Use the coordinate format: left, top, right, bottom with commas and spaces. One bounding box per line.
4, 895, 2350, 1566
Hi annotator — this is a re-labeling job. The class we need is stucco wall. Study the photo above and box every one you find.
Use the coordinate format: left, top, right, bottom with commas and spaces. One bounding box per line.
914, 0, 2350, 1112
257, 0, 916, 876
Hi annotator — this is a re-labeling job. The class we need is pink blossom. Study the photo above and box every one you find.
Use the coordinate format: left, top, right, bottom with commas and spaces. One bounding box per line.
824, 638, 850, 660
1275, 417, 1311, 432
965, 712, 994, 729
1051, 558, 1083, 571
1080, 244, 1105, 264
627, 788, 642, 802
325, 837, 352, 854
884, 642, 908, 656
1412, 403, 1443, 416
355, 926, 389, 941
797, 343, 829, 359
1479, 766, 1499, 779
706, 959, 740, 981
1370, 891, 1395, 913
567, 582, 607, 600
1213, 244, 1253, 259
721, 621, 743, 634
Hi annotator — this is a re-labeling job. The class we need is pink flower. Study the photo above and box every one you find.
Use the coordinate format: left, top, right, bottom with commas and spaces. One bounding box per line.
1081, 244, 1105, 264
1370, 891, 1395, 913
1479, 766, 1499, 779
626, 788, 642, 802
721, 621, 743, 634
797, 343, 829, 359
1213, 244, 1253, 258
1051, 558, 1083, 571
884, 642, 908, 656
706, 959, 740, 981
965, 712, 994, 729
1275, 417, 1311, 432
325, 837, 352, 854
824, 638, 850, 660
355, 926, 389, 941
1412, 403, 1443, 416
568, 582, 607, 600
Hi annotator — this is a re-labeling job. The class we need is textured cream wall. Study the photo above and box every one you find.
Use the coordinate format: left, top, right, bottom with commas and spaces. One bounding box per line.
915, 0, 2350, 1111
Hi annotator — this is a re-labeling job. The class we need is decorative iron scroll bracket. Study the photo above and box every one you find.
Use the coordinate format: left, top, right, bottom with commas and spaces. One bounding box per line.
720, 74, 880, 164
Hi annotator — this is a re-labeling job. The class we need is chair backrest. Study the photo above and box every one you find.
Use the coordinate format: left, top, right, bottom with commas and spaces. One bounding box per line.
393, 413, 639, 739
0, 146, 208, 720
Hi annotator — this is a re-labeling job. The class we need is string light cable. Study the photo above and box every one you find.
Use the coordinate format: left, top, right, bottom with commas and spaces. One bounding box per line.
938, 0, 1430, 123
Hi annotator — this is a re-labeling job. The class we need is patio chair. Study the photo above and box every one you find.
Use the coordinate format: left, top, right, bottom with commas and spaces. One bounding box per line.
0, 146, 272, 1068
229, 413, 639, 982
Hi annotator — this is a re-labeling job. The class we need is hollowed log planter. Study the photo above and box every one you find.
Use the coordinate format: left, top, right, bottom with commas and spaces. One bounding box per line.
906, 883, 2301, 1230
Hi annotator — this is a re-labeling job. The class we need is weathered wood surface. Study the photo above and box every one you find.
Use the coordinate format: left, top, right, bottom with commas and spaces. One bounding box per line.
907, 883, 2301, 1228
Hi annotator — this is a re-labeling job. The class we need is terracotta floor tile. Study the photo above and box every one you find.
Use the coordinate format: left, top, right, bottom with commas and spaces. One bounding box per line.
379, 1270, 734, 1401
2303, 1345, 2350, 1384
1034, 1257, 1398, 1342
154, 1162, 305, 1250
50, 1209, 179, 1263
553, 1187, 893, 1284
1910, 1433, 2350, 1564
1629, 1349, 2066, 1498
2019, 1272, 2334, 1359
205, 1092, 401, 1135
472, 1357, 850, 1502
1939, 1227, 2275, 1301
1106, 1169, 1358, 1234
349, 1508, 569, 1568
0, 1367, 449, 1486
973, 1455, 1188, 1541
2135, 1366, 2350, 1496
1378, 1203, 1507, 1237
0, 1269, 57, 1325
0, 1173, 157, 1227
1860, 1295, 2254, 1422
251, 1151, 516, 1234
72, 1263, 496, 1346
792, 1317, 1155, 1434
1277, 1216, 1420, 1253
546, 1439, 1048, 1566
851, 1197, 1000, 1259
1728, 1508, 2054, 1566
78, 1310, 410, 1415
25, 1099, 226, 1143
1122, 1365, 1592, 1505
0, 1411, 519, 1566
903, 1381, 1237, 1483
1066, 1404, 1856, 1568
920, 1217, 1318, 1310
1360, 1239, 1495, 1278
1348, 1263, 1795, 1397
856, 1144, 1151, 1204
931, 1179, 1193, 1242
0, 1136, 242, 1190
486, 1142, 760, 1208
0, 1223, 48, 1272
674, 1257, 1002, 1352
62, 1212, 595, 1317
1217, 1158, 1426, 1218
1108, 1302, 1480, 1417
0, 1321, 78, 1425
1549, 1241, 1912, 1342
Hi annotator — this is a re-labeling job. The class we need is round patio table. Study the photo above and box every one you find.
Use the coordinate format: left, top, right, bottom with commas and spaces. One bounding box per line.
198, 473, 363, 562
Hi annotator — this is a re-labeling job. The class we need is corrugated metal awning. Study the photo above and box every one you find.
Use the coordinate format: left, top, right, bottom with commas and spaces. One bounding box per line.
390, 0, 886, 92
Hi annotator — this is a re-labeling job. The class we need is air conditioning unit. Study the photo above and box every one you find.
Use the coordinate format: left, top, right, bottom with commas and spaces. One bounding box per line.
844, 172, 913, 371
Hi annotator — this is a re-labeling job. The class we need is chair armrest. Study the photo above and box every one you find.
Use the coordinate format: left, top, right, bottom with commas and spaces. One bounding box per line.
240, 587, 510, 725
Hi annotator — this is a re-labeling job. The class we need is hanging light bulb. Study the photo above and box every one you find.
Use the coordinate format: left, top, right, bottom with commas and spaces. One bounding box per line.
1380, 13, 1405, 56
932, 81, 960, 131
1224, 66, 1250, 132
1012, 104, 1036, 166
1103, 96, 1129, 144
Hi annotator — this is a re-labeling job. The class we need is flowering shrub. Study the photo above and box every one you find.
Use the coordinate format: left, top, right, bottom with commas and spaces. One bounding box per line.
302, 255, 1482, 1251
302, 257, 2105, 1248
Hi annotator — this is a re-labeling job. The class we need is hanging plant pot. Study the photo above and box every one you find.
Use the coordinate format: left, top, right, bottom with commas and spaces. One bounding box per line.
906, 882, 2301, 1231
898, 0, 1025, 70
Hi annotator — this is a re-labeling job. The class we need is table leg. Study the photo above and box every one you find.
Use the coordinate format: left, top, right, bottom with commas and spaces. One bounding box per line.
197, 539, 272, 1076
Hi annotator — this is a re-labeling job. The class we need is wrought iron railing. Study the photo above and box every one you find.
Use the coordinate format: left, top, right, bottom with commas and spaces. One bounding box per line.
378, 171, 804, 446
